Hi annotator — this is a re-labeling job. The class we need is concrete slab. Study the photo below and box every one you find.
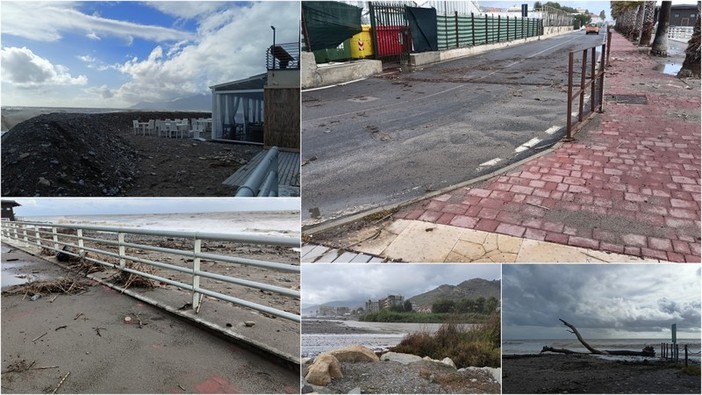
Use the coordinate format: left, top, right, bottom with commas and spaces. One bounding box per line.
381, 221, 461, 262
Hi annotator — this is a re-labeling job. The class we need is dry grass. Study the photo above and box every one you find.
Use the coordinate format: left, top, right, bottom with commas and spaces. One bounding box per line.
110, 262, 155, 289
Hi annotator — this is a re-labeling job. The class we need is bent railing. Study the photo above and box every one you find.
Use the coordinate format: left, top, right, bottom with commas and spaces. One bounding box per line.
236, 147, 279, 197
565, 41, 607, 139
1, 220, 300, 322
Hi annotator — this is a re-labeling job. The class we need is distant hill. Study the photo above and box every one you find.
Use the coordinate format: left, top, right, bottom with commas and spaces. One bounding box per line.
132, 93, 211, 112
408, 278, 500, 310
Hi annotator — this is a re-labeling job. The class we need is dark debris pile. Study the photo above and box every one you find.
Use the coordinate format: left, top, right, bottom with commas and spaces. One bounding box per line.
1, 111, 210, 196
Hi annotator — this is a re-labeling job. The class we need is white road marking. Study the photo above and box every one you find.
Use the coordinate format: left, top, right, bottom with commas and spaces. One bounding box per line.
515, 137, 541, 152
479, 158, 502, 167
303, 78, 368, 92
544, 126, 560, 134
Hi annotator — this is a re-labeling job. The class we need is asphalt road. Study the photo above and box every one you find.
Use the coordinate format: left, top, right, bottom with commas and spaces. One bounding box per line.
302, 31, 606, 223
1, 245, 298, 394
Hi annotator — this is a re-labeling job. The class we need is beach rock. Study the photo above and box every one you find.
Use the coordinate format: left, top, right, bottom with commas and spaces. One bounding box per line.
347, 387, 361, 394
305, 353, 343, 386
441, 357, 456, 368
460, 366, 501, 384
381, 352, 423, 365
328, 345, 379, 363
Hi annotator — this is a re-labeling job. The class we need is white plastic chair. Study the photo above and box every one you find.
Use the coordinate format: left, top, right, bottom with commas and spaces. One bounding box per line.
132, 120, 139, 134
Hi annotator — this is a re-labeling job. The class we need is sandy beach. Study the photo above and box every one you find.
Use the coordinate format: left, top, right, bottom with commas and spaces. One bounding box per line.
502, 354, 701, 394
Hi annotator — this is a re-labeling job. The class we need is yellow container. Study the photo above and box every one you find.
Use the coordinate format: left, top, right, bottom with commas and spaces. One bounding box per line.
350, 24, 374, 59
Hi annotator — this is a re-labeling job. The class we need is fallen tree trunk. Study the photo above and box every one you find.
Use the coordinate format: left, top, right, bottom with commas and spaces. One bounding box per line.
540, 319, 656, 357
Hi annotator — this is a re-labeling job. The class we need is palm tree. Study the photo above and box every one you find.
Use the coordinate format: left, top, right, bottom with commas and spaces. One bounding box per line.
639, 1, 657, 46
632, 2, 645, 41
678, 2, 701, 77
611, 2, 640, 37
650, 1, 672, 56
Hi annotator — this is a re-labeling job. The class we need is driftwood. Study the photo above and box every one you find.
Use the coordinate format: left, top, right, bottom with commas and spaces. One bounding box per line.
541, 319, 655, 357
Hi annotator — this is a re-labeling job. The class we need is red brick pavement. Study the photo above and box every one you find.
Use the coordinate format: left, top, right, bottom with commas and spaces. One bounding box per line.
396, 32, 701, 263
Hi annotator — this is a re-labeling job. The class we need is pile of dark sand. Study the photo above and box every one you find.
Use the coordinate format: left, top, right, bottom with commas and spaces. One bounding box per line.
1, 111, 249, 197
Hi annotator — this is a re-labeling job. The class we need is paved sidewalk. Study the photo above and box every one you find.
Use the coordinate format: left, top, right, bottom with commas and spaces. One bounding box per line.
389, 31, 700, 263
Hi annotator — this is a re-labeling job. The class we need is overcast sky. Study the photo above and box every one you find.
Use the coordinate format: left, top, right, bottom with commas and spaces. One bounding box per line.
503, 264, 701, 340
302, 264, 501, 307
1, 1, 299, 108
9, 197, 300, 217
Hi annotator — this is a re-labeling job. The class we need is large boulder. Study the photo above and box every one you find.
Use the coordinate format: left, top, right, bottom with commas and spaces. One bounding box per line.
380, 352, 423, 365
328, 345, 380, 363
305, 353, 343, 386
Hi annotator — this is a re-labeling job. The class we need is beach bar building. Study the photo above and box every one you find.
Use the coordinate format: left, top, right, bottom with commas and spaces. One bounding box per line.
1, 200, 20, 221
210, 40, 300, 151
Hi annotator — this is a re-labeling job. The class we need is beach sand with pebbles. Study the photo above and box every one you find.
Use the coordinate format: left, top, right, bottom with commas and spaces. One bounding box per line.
502, 354, 701, 394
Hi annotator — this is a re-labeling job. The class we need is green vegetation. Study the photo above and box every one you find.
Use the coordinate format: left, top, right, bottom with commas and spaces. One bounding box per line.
534, 1, 591, 28
391, 313, 501, 368
431, 296, 498, 315
359, 310, 492, 323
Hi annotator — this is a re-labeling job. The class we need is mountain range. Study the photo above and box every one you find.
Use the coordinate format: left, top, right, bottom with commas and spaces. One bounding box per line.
407, 278, 501, 310
303, 278, 501, 315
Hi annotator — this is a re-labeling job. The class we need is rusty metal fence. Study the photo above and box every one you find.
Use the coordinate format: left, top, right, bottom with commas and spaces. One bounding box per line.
565, 39, 607, 139
1, 220, 300, 322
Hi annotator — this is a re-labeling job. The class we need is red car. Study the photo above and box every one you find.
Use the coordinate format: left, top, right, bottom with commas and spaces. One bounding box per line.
585, 23, 600, 35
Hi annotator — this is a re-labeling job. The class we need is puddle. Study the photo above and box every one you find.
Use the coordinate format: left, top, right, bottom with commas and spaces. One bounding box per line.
653, 62, 683, 76
2, 257, 55, 290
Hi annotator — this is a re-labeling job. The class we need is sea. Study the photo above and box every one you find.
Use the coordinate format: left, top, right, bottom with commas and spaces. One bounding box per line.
301, 319, 457, 358
504, 338, 702, 362
18, 211, 300, 237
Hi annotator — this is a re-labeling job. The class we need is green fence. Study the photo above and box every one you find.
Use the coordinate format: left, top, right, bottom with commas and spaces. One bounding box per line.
437, 13, 543, 50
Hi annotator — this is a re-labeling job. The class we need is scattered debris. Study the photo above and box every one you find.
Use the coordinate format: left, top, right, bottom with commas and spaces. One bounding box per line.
73, 312, 84, 320
178, 384, 186, 391
54, 325, 67, 331
30, 294, 41, 301
93, 327, 106, 337
32, 332, 48, 342
51, 371, 70, 394
244, 321, 256, 327
2, 278, 87, 298
2, 359, 36, 373
50, 295, 58, 303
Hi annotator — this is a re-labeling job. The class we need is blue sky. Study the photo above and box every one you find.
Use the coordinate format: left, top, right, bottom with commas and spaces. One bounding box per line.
10, 197, 300, 216
1, 1, 300, 108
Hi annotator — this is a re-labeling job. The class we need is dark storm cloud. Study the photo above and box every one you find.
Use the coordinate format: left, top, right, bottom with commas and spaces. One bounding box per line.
503, 264, 701, 339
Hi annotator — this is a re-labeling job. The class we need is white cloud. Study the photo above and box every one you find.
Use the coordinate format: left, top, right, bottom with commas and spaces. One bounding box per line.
146, 1, 231, 20
85, 84, 115, 99
110, 1, 300, 105
1, 47, 87, 87
86, 32, 101, 41
1, 1, 193, 43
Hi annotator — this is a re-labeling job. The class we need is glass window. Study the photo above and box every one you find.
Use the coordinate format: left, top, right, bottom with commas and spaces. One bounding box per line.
674, 13, 680, 17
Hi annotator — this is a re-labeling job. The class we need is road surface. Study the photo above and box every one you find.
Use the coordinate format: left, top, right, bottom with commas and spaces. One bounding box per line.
302, 31, 605, 223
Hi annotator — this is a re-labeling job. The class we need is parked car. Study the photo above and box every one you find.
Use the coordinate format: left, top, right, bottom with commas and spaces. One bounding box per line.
585, 23, 600, 35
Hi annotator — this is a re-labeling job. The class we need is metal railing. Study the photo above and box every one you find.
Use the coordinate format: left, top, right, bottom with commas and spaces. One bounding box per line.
236, 147, 279, 197
565, 39, 608, 139
267, 42, 300, 70
1, 220, 300, 322
668, 26, 694, 42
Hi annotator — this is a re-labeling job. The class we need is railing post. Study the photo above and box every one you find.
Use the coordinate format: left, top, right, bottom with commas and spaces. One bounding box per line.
118, 232, 126, 268
52, 227, 59, 252
13, 224, 19, 241
579, 49, 587, 122
192, 238, 202, 310
77, 228, 84, 257
606, 26, 612, 67
590, 47, 596, 113
22, 226, 29, 247
35, 228, 41, 248
598, 43, 606, 113
566, 51, 574, 139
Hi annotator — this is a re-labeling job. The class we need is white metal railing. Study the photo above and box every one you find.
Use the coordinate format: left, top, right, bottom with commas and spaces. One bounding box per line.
1, 221, 300, 322
668, 26, 694, 41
